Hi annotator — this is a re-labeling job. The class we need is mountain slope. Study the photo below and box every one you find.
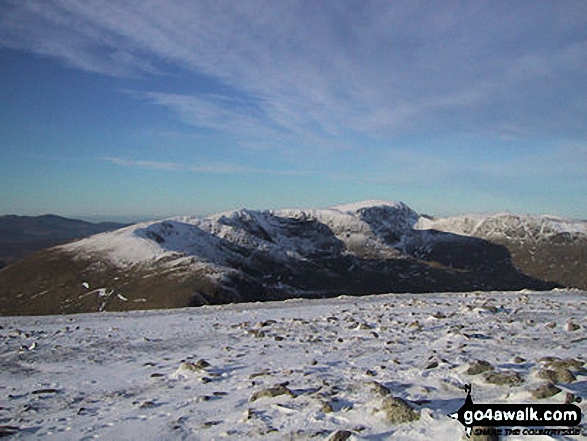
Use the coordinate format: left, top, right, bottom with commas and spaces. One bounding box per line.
0, 214, 126, 268
1, 201, 582, 315
416, 213, 587, 292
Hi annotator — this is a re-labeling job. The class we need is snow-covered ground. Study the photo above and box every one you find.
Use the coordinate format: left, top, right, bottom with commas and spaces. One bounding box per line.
1, 290, 586, 440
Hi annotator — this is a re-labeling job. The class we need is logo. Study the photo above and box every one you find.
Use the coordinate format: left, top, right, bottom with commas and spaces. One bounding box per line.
449, 384, 583, 437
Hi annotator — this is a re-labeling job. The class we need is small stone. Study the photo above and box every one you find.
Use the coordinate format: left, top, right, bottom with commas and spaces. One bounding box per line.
150, 373, 164, 378
466, 360, 494, 375
194, 359, 211, 369
328, 429, 352, 441
537, 368, 576, 383
408, 321, 422, 331
139, 400, 157, 409
178, 362, 202, 372
250, 370, 271, 378
484, 371, 524, 387
378, 396, 420, 424
365, 380, 391, 397
425, 361, 439, 369
249, 385, 295, 402
566, 322, 581, 332
321, 402, 335, 413
531, 382, 561, 399
546, 358, 584, 370
31, 388, 59, 395
513, 356, 526, 363
545, 322, 556, 329
365, 369, 377, 376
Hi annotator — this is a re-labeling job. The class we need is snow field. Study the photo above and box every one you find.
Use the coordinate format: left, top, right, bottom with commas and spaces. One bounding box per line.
1, 290, 586, 440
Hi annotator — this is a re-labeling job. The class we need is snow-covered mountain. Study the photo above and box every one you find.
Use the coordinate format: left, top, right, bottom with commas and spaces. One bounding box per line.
1, 201, 585, 315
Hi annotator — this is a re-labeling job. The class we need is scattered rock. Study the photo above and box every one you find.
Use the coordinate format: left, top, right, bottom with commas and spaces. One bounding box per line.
328, 429, 352, 441
139, 400, 157, 409
194, 359, 211, 369
545, 358, 584, 370
364, 380, 391, 397
531, 382, 562, 399
537, 368, 576, 383
537, 356, 559, 364
178, 362, 203, 373
566, 322, 581, 332
408, 321, 422, 331
377, 396, 420, 424
250, 385, 295, 402
321, 401, 335, 413
484, 371, 524, 387
545, 322, 556, 329
425, 361, 439, 369
466, 360, 494, 375
250, 370, 271, 378
513, 356, 526, 363
212, 391, 228, 396
31, 388, 59, 395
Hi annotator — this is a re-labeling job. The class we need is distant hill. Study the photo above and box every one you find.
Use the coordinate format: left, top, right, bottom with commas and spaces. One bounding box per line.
0, 214, 127, 269
2, 201, 585, 316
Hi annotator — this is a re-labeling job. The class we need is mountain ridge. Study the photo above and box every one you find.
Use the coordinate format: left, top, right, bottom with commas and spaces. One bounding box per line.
1, 200, 585, 315
0, 214, 127, 269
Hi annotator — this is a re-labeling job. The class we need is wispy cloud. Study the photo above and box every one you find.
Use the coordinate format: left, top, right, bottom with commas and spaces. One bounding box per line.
3, 1, 586, 142
100, 156, 302, 176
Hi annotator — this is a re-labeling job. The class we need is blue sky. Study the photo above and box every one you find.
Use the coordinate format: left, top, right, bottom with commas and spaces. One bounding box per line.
1, 1, 586, 220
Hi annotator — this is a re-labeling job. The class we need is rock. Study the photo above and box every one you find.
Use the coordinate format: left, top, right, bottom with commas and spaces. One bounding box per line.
364, 380, 391, 397
194, 359, 211, 369
513, 356, 526, 363
545, 358, 584, 370
537, 368, 576, 383
531, 382, 562, 399
425, 361, 439, 369
328, 430, 352, 441
378, 396, 420, 424
408, 321, 422, 331
466, 360, 494, 375
178, 362, 203, 372
249, 385, 295, 402
321, 401, 335, 413
566, 322, 581, 332
484, 371, 524, 387
139, 400, 157, 409
31, 388, 59, 395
